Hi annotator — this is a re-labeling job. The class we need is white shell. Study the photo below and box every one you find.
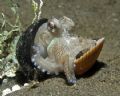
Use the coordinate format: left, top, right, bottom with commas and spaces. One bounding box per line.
24, 83, 29, 87
12, 85, 21, 92
2, 88, 12, 96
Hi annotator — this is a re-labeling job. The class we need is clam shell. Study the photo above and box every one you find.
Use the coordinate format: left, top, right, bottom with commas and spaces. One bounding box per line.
74, 37, 105, 75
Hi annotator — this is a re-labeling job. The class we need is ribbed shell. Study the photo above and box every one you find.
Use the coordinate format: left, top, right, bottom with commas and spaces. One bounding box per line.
75, 38, 104, 75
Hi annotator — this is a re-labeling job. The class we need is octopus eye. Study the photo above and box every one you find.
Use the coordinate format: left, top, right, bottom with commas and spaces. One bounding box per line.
48, 22, 58, 33
48, 22, 55, 29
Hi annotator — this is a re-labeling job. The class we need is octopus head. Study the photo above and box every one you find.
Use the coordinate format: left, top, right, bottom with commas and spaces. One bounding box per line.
47, 17, 61, 36
47, 16, 75, 36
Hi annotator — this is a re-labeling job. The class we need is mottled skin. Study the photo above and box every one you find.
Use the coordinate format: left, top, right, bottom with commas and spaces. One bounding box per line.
32, 16, 96, 84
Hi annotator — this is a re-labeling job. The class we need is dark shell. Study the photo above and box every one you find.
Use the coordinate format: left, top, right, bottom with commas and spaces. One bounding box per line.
15, 18, 48, 83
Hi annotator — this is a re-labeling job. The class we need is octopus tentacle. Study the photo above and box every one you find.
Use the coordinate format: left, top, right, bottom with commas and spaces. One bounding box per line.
63, 55, 76, 84
31, 46, 63, 75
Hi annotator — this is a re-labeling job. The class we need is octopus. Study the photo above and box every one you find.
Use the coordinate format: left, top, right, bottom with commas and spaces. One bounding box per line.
31, 16, 99, 84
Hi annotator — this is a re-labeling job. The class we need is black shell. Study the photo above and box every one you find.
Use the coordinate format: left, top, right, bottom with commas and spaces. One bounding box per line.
16, 19, 48, 83
16, 19, 48, 68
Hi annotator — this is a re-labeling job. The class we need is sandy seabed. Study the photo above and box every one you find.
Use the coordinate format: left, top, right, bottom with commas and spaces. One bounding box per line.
0, 0, 120, 96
